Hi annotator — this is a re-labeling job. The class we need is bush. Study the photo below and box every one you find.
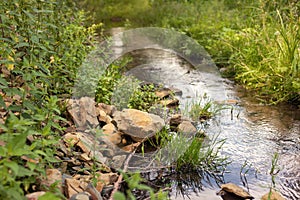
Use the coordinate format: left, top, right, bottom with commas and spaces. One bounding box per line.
0, 0, 97, 198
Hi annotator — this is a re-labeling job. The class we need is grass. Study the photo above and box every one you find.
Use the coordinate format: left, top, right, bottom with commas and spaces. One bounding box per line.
185, 95, 228, 121
79, 0, 300, 105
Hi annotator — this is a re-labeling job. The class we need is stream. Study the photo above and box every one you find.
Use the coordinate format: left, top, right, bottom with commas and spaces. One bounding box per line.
106, 27, 300, 200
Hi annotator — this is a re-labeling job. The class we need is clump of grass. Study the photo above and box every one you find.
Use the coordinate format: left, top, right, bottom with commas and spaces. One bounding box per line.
176, 134, 229, 172
223, 2, 300, 104
186, 95, 227, 121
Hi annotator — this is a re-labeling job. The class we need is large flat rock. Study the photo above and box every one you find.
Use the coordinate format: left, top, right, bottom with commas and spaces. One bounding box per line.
113, 109, 165, 142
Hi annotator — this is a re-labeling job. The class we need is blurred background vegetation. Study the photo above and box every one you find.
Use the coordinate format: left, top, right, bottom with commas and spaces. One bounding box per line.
77, 0, 300, 104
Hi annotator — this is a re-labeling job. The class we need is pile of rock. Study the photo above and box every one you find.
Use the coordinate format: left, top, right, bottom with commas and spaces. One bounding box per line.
25, 87, 201, 199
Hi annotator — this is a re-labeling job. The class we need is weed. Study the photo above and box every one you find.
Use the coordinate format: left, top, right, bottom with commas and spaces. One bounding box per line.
186, 95, 227, 121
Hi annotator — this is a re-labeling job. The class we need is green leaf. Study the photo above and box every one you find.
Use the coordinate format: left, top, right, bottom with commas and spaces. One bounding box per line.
7, 133, 28, 156
113, 192, 126, 200
0, 95, 6, 109
14, 42, 29, 48
3, 160, 19, 175
38, 192, 60, 200
0, 76, 8, 88
17, 165, 35, 177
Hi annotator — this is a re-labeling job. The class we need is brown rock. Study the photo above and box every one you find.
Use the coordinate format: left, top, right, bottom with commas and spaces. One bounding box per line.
26, 191, 46, 200
113, 109, 165, 142
69, 192, 91, 200
96, 172, 118, 192
65, 178, 84, 198
80, 153, 91, 161
86, 183, 103, 200
111, 155, 126, 169
40, 169, 62, 191
64, 132, 107, 164
122, 142, 140, 152
169, 114, 182, 128
177, 120, 197, 136
261, 189, 285, 200
217, 183, 254, 200
64, 132, 80, 147
98, 109, 112, 124
96, 103, 117, 116
67, 97, 99, 128
102, 123, 122, 145
155, 88, 173, 99
159, 99, 179, 108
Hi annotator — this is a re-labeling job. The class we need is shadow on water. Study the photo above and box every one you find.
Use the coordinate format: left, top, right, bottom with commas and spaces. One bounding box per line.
107, 28, 300, 199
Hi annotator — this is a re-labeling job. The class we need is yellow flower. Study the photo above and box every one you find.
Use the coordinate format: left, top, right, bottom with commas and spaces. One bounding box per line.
7, 55, 15, 71
50, 56, 55, 64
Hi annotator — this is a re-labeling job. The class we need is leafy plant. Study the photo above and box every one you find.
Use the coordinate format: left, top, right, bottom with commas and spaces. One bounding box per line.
128, 83, 159, 112
0, 0, 98, 198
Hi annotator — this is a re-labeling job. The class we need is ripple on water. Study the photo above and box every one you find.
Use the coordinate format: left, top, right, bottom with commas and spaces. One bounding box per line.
107, 28, 300, 199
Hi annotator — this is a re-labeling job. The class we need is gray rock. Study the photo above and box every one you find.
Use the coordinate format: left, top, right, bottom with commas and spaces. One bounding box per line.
69, 192, 91, 200
111, 155, 127, 169
67, 97, 99, 128
113, 109, 165, 142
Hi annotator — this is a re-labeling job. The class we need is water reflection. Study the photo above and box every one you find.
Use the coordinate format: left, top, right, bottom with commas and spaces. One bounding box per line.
108, 28, 300, 199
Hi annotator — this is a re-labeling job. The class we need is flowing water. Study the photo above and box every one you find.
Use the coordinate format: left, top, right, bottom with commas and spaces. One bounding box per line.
106, 28, 300, 199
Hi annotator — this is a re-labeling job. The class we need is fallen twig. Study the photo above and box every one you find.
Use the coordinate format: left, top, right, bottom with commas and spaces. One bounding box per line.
109, 141, 143, 200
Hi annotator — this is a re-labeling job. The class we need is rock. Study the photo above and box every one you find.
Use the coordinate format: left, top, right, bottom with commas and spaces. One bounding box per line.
96, 103, 117, 116
113, 109, 165, 142
64, 132, 80, 147
122, 142, 140, 152
40, 169, 62, 191
169, 114, 182, 129
217, 183, 254, 200
65, 178, 84, 198
97, 109, 112, 124
69, 192, 91, 200
159, 99, 179, 108
169, 87, 182, 96
64, 132, 108, 164
67, 97, 99, 128
111, 155, 127, 169
155, 88, 173, 99
96, 172, 118, 192
102, 123, 122, 145
72, 132, 107, 164
177, 120, 197, 136
261, 189, 285, 200
79, 153, 91, 161
25, 191, 46, 200
85, 183, 103, 200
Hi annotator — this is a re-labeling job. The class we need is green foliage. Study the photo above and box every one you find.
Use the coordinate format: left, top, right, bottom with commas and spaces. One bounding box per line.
0, 97, 62, 199
95, 64, 123, 104
0, 0, 97, 198
186, 95, 226, 121
223, 2, 300, 103
128, 83, 159, 112
82, 0, 300, 104
95, 60, 159, 111
176, 135, 229, 172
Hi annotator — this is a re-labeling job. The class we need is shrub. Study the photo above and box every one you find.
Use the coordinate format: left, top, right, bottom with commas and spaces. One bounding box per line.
0, 0, 97, 198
